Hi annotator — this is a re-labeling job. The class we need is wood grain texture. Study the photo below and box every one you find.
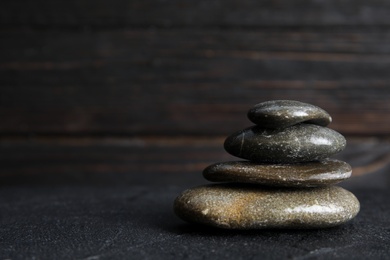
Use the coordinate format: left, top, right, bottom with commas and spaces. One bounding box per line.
1, 29, 390, 135
2, 0, 390, 27
0, 137, 389, 184
2, 1, 390, 136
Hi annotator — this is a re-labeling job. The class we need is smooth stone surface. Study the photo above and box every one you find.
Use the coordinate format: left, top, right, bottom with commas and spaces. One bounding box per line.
224, 124, 346, 163
203, 159, 352, 187
248, 100, 332, 129
174, 185, 360, 229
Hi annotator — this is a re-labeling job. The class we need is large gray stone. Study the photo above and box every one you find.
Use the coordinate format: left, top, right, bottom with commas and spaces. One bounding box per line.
174, 185, 360, 229
248, 100, 332, 129
224, 124, 346, 163
203, 159, 351, 187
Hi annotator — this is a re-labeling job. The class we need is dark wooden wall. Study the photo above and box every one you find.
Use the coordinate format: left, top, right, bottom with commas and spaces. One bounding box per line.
2, 0, 390, 136
1, 1, 390, 181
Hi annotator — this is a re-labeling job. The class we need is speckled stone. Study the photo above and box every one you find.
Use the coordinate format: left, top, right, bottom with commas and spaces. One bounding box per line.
224, 124, 346, 163
174, 185, 360, 229
248, 100, 332, 129
203, 159, 352, 187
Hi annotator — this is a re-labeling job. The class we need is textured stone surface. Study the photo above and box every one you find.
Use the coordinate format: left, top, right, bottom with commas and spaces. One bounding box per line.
203, 159, 352, 187
174, 185, 360, 229
248, 100, 332, 129
224, 124, 346, 163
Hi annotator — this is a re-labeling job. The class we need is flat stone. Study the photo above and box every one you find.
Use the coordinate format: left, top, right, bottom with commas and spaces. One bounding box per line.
203, 159, 352, 187
248, 100, 332, 129
224, 124, 346, 163
174, 185, 360, 229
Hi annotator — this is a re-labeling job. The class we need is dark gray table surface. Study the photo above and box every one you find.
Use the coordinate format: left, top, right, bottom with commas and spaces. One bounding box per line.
0, 169, 389, 260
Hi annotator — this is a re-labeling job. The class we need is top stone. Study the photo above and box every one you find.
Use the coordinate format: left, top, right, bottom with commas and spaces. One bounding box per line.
248, 100, 332, 129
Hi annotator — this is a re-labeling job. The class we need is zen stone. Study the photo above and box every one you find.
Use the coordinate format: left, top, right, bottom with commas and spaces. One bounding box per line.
174, 185, 360, 229
224, 124, 346, 163
203, 159, 352, 187
248, 100, 332, 129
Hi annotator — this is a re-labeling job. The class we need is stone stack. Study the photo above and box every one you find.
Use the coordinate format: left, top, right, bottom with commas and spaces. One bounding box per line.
174, 100, 360, 229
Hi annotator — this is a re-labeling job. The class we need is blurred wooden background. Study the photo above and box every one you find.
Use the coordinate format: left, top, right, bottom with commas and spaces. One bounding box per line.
1, 0, 390, 182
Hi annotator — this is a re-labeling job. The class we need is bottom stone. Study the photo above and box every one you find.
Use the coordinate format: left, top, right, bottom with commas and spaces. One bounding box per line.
174, 184, 360, 229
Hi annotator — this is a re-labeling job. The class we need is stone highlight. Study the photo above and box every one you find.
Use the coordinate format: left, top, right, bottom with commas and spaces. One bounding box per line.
174, 184, 360, 229
203, 159, 352, 187
248, 100, 332, 129
224, 124, 346, 163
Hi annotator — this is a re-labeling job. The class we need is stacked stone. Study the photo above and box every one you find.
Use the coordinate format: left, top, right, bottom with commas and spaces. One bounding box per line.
174, 100, 360, 229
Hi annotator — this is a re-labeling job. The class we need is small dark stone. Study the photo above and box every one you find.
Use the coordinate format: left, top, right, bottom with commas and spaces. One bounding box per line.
248, 100, 332, 129
203, 159, 351, 187
224, 124, 346, 163
174, 184, 360, 229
